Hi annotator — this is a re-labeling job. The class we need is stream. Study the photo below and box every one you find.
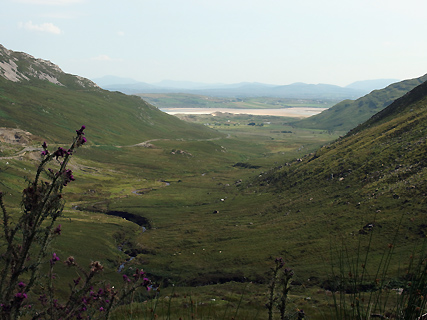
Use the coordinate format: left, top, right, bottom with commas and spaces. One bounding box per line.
73, 206, 150, 272
102, 210, 151, 228
73, 206, 151, 228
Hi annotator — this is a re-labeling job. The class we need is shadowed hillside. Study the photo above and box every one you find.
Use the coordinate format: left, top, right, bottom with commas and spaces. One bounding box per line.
255, 78, 427, 218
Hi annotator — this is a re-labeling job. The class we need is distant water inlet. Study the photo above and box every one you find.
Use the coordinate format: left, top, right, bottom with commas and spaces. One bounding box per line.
160, 107, 327, 118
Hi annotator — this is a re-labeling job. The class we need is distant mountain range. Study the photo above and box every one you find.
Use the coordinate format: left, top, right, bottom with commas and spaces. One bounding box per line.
1, 42, 419, 141
92, 76, 400, 100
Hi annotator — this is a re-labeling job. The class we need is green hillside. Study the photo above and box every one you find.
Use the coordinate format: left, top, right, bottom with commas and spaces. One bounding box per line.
295, 73, 427, 132
252, 79, 427, 259
0, 78, 221, 146
0, 45, 220, 146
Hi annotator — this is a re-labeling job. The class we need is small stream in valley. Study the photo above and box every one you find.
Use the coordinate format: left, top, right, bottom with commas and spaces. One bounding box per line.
73, 206, 150, 272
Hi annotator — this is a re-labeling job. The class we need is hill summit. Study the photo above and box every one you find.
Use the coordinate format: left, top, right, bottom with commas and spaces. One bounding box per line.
0, 44, 97, 89
0, 44, 220, 145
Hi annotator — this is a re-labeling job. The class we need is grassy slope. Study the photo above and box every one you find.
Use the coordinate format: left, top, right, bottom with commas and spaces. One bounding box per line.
249, 79, 427, 277
295, 73, 427, 132
0, 77, 221, 146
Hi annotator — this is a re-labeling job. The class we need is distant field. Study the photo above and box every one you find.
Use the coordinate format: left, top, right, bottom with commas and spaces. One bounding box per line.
137, 92, 339, 110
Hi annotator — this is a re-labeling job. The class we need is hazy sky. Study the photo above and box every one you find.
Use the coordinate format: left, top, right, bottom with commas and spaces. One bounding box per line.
2, 0, 427, 86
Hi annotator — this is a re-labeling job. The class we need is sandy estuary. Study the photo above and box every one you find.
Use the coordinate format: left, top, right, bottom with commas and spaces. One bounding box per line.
160, 107, 327, 118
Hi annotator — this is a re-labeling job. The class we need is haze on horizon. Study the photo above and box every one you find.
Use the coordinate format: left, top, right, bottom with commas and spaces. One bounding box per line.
1, 0, 427, 87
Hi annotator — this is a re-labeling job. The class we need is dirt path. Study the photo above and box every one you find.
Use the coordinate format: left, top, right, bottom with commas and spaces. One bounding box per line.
124, 134, 230, 148
0, 146, 42, 160
0, 133, 231, 159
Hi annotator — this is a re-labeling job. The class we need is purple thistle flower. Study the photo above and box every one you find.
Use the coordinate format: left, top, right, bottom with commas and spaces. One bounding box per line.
284, 267, 294, 277
73, 277, 81, 286
38, 294, 47, 306
15, 292, 28, 300
274, 257, 285, 268
54, 224, 61, 235
18, 281, 26, 288
63, 169, 75, 186
77, 135, 87, 146
123, 274, 130, 282
99, 307, 104, 312
53, 147, 67, 159
50, 252, 60, 266
41, 141, 49, 155
142, 277, 151, 289
76, 125, 86, 135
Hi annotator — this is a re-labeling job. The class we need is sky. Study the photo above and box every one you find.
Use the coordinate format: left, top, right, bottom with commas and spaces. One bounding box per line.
1, 0, 427, 86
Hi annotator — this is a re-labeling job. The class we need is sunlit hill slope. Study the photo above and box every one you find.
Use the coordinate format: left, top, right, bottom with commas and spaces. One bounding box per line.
0, 44, 220, 146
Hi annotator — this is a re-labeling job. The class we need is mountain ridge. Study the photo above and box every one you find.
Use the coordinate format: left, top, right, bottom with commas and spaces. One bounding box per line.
93, 76, 399, 100
295, 73, 427, 132
0, 44, 220, 145
345, 78, 399, 92
0, 44, 98, 90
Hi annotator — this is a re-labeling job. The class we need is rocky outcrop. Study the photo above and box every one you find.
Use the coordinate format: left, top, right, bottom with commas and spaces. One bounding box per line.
0, 127, 33, 144
0, 44, 98, 89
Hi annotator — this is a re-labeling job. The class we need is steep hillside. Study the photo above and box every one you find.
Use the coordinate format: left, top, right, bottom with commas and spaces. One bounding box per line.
0, 45, 220, 145
256, 79, 427, 215
0, 44, 97, 89
295, 73, 427, 132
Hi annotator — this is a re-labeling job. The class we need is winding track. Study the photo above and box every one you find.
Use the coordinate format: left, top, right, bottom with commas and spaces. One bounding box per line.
0, 134, 231, 159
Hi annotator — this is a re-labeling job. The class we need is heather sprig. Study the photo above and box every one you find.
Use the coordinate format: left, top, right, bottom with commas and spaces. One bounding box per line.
266, 257, 296, 320
0, 126, 153, 319
0, 126, 88, 319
